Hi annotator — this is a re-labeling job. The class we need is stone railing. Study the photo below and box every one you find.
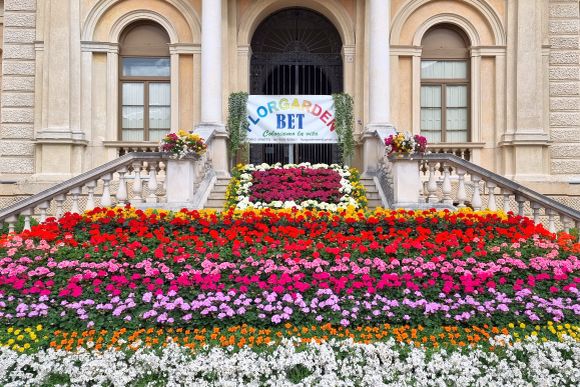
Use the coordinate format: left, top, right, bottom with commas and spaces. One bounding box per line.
0, 150, 215, 233
426, 143, 485, 162
387, 153, 580, 235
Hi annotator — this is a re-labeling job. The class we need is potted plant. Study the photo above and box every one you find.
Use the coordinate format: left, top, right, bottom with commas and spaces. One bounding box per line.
159, 130, 207, 159
384, 131, 427, 157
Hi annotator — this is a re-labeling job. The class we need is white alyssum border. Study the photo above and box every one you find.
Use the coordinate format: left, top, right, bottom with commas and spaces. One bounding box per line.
234, 162, 360, 211
0, 335, 579, 386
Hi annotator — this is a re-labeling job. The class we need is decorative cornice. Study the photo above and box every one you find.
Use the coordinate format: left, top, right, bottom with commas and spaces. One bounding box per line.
80, 41, 119, 53
169, 43, 201, 55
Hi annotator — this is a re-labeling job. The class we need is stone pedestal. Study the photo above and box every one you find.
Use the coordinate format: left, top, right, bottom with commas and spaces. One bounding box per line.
166, 158, 196, 206
390, 156, 421, 208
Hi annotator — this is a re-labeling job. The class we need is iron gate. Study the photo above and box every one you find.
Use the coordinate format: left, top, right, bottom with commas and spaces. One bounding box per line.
249, 8, 343, 165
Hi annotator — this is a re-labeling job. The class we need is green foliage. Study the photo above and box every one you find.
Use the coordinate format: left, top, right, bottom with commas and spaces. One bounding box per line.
0, 215, 39, 235
332, 93, 355, 164
227, 92, 250, 160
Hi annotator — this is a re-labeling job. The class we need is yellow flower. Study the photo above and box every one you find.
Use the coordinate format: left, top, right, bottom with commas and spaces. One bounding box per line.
36, 324, 43, 331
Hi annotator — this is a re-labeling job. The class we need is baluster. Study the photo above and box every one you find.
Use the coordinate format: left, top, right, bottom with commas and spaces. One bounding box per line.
85, 181, 96, 210
21, 209, 32, 231
131, 161, 144, 204
159, 161, 167, 202
6, 215, 17, 233
546, 209, 556, 233
427, 162, 438, 203
70, 187, 81, 214
531, 202, 541, 224
502, 189, 511, 213
38, 201, 50, 223
54, 194, 66, 219
471, 175, 482, 211
418, 184, 426, 203
456, 167, 467, 208
147, 162, 159, 203
515, 195, 526, 216
486, 182, 497, 211
101, 174, 113, 207
116, 166, 128, 206
441, 164, 452, 205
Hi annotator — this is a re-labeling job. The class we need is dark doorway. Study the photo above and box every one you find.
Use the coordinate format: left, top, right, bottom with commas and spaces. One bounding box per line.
249, 8, 343, 165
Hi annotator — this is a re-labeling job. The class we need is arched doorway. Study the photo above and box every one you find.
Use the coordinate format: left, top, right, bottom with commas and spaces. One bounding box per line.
250, 8, 343, 165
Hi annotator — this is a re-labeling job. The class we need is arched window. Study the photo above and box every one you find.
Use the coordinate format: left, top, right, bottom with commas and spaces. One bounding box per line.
119, 22, 170, 141
420, 25, 470, 143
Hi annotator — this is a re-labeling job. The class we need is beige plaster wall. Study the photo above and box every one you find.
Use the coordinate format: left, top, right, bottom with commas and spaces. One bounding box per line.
0, 0, 579, 209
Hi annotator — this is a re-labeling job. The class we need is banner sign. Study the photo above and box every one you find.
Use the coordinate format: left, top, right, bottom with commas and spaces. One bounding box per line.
246, 95, 339, 143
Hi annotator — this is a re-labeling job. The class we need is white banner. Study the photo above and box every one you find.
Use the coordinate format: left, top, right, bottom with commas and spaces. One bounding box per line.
246, 95, 339, 143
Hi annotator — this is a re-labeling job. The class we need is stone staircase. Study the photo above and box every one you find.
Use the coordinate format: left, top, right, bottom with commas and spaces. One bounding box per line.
204, 177, 230, 210
202, 177, 386, 210
359, 177, 385, 208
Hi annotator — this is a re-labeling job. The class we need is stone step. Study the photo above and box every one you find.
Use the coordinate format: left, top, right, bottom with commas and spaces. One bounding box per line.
214, 179, 231, 186
209, 193, 226, 200
205, 199, 226, 208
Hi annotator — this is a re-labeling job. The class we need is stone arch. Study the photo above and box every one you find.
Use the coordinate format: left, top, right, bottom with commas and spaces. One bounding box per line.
82, 0, 200, 43
391, 0, 506, 46
108, 10, 178, 44
238, 0, 355, 47
412, 14, 480, 47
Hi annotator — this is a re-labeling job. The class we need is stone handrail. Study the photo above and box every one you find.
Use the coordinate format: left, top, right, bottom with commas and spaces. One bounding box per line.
411, 153, 580, 234
0, 150, 214, 233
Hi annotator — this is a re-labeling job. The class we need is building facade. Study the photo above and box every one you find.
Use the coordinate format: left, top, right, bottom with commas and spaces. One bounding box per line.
0, 0, 579, 209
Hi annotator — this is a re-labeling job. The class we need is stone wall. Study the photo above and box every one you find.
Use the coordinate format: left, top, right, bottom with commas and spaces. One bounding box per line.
0, 0, 36, 177
549, 0, 580, 176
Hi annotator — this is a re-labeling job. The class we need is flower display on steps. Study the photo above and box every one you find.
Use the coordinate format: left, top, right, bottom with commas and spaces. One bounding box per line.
1, 206, 579, 385
225, 163, 367, 210
159, 130, 207, 159
385, 131, 427, 155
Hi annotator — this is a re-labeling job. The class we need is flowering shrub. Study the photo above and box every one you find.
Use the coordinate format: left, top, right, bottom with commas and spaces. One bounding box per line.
1, 207, 578, 331
159, 130, 207, 159
1, 206, 579, 384
385, 131, 427, 155
226, 163, 367, 210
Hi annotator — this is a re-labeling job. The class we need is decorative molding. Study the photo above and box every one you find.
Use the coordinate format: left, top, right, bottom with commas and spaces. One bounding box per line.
470, 46, 507, 57
391, 0, 506, 46
237, 0, 355, 46
169, 43, 201, 55
108, 10, 180, 44
390, 45, 422, 57
80, 41, 119, 53
81, 0, 200, 43
412, 13, 482, 46
342, 44, 356, 63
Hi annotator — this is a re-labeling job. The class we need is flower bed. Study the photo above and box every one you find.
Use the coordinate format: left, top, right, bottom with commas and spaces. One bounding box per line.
225, 163, 367, 210
1, 207, 579, 385
1, 337, 579, 386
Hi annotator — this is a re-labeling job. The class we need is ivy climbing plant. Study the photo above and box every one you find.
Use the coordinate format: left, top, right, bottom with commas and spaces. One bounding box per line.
332, 93, 355, 163
227, 92, 249, 161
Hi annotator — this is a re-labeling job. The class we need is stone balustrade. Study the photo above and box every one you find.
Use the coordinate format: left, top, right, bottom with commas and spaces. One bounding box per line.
385, 153, 580, 237
0, 151, 214, 233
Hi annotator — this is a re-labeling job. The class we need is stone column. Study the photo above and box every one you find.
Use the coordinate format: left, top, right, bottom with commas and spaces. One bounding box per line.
198, 0, 228, 176
363, 0, 394, 174
35, 0, 87, 180
501, 0, 550, 180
